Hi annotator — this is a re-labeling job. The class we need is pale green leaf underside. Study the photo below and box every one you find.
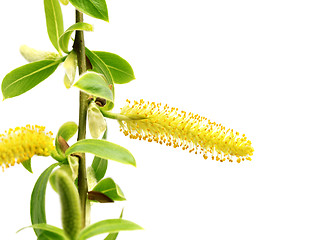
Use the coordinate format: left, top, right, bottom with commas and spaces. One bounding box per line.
44, 0, 64, 53
92, 178, 126, 201
69, 0, 109, 21
74, 71, 113, 101
2, 60, 61, 99
59, 22, 93, 53
66, 139, 136, 167
94, 51, 135, 84
77, 219, 142, 240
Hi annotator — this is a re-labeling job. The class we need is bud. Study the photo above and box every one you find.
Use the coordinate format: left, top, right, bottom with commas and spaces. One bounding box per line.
63, 51, 78, 89
19, 45, 59, 62
88, 102, 107, 138
60, 0, 69, 5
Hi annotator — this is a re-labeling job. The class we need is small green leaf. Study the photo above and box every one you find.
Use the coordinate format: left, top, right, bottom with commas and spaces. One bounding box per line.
59, 22, 93, 53
66, 139, 136, 167
88, 102, 107, 138
92, 156, 108, 182
44, 0, 64, 53
22, 159, 33, 173
2, 60, 61, 99
30, 163, 59, 237
74, 71, 113, 101
18, 223, 68, 240
85, 48, 115, 110
77, 219, 142, 240
94, 51, 135, 84
92, 128, 108, 181
69, 0, 109, 22
55, 121, 78, 156
92, 178, 126, 201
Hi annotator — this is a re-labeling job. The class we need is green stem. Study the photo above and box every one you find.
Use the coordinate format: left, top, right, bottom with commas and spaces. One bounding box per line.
73, 9, 88, 229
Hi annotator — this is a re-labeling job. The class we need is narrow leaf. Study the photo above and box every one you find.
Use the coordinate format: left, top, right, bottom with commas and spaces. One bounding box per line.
104, 210, 124, 240
77, 219, 143, 240
2, 60, 61, 99
66, 139, 136, 167
59, 22, 93, 53
63, 51, 77, 88
92, 178, 126, 201
30, 163, 59, 237
44, 0, 64, 53
22, 159, 33, 173
74, 71, 113, 101
18, 223, 68, 240
69, 0, 109, 21
94, 51, 135, 84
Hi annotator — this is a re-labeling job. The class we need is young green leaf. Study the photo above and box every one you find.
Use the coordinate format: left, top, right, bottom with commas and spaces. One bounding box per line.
77, 219, 143, 240
91, 127, 108, 181
55, 121, 78, 156
93, 51, 135, 84
66, 139, 136, 167
30, 163, 59, 237
2, 60, 61, 99
59, 22, 93, 53
21, 158, 33, 173
88, 102, 107, 138
44, 0, 64, 53
92, 155, 108, 182
92, 178, 126, 201
69, 0, 109, 22
85, 48, 115, 110
17, 223, 68, 240
74, 71, 113, 102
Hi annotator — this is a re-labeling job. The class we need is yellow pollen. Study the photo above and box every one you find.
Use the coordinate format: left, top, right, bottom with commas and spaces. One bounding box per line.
0, 125, 55, 171
118, 99, 254, 163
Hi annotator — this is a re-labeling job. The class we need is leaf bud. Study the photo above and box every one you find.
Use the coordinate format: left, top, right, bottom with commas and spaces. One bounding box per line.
88, 102, 107, 138
19, 45, 59, 62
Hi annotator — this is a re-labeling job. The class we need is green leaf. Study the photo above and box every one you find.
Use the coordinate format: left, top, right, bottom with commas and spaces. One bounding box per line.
85, 48, 114, 110
38, 230, 67, 240
63, 50, 77, 88
18, 223, 68, 240
30, 163, 59, 237
74, 71, 113, 101
94, 51, 135, 84
55, 121, 78, 156
66, 139, 136, 167
77, 219, 142, 240
2, 60, 61, 99
69, 0, 109, 22
85, 48, 115, 110
22, 159, 33, 173
44, 0, 64, 53
92, 178, 126, 201
104, 209, 124, 240
59, 22, 93, 53
91, 127, 108, 181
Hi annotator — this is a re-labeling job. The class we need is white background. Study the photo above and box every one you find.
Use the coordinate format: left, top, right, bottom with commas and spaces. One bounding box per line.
1, 0, 328, 239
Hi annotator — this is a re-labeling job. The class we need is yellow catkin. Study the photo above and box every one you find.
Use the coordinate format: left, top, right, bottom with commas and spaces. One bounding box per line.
118, 99, 254, 163
0, 125, 54, 171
